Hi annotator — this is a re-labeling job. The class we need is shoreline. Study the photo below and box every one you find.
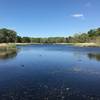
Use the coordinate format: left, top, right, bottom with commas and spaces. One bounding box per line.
15, 43, 100, 47
71, 43, 100, 47
0, 43, 100, 48
0, 43, 16, 50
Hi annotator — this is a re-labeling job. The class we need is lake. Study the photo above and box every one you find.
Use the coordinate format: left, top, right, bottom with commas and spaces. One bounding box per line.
0, 44, 100, 100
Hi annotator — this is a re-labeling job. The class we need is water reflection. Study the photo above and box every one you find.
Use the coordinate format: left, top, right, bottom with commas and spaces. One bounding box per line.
88, 53, 100, 61
0, 49, 18, 60
0, 45, 100, 99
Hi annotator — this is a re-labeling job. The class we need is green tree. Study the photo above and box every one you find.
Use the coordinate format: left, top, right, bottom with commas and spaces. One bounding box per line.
0, 28, 17, 43
22, 37, 31, 43
88, 29, 96, 37
16, 36, 22, 43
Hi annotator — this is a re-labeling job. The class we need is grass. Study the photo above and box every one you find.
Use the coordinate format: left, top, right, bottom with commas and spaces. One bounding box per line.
16, 43, 42, 46
0, 43, 16, 50
0, 42, 100, 48
71, 43, 100, 47
54, 43, 100, 47
0, 43, 17, 59
15, 42, 100, 47
52, 43, 100, 47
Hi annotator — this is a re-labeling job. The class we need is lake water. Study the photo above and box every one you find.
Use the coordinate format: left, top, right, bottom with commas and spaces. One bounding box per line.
0, 44, 100, 100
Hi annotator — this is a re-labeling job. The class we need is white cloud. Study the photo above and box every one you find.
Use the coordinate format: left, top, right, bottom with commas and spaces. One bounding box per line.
72, 14, 84, 18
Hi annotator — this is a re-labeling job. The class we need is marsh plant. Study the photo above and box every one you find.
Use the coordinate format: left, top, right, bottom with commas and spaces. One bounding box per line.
0, 44, 17, 59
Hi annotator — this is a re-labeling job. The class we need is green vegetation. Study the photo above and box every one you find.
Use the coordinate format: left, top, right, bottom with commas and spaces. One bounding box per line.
68, 28, 100, 43
16, 27, 100, 44
0, 43, 16, 50
0, 27, 100, 47
0, 28, 17, 43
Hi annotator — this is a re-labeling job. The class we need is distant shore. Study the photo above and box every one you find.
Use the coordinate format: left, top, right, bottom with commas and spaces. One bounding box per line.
70, 43, 100, 47
0, 43, 100, 48
16, 43, 42, 46
51, 43, 100, 47
16, 43, 100, 47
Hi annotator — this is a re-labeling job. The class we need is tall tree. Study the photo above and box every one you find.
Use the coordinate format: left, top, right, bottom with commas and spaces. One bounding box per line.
0, 28, 17, 43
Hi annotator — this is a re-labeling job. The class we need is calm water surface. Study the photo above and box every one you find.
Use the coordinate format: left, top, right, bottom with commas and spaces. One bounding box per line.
0, 45, 100, 100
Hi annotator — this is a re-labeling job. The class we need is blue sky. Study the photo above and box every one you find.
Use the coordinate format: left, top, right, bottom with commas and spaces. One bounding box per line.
0, 0, 100, 37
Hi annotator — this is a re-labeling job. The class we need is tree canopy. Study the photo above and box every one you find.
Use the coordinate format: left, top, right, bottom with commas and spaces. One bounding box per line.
0, 28, 17, 43
0, 27, 100, 43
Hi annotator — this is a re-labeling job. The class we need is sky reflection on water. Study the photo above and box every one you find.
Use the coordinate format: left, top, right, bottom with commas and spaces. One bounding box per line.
0, 45, 100, 100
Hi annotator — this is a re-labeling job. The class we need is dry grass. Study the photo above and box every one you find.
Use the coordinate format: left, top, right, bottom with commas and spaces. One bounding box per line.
73, 43, 100, 47
0, 43, 16, 49
0, 43, 8, 47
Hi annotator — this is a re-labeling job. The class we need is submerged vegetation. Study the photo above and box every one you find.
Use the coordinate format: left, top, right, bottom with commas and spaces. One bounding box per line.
0, 27, 100, 47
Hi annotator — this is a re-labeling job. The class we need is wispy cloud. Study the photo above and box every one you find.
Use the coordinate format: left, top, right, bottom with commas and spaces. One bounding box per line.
72, 14, 84, 18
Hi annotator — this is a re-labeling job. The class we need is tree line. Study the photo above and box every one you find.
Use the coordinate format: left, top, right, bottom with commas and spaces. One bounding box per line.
0, 28, 100, 43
